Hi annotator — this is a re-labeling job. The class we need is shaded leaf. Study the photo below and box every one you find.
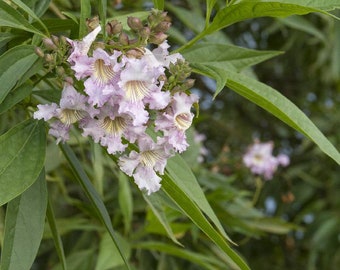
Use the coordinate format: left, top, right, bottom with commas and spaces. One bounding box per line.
0, 119, 46, 206
0, 83, 31, 115
0, 170, 47, 270
0, 45, 39, 104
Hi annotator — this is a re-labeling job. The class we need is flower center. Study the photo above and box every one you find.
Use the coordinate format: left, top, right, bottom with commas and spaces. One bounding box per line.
59, 109, 85, 125
101, 116, 127, 136
140, 150, 162, 167
93, 59, 115, 86
174, 113, 192, 130
124, 80, 150, 102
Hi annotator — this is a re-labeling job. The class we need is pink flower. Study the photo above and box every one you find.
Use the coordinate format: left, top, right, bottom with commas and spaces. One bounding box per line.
118, 135, 170, 195
243, 140, 290, 180
67, 25, 101, 63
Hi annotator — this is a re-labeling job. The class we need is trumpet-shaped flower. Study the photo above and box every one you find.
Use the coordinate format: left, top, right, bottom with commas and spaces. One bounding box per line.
118, 136, 169, 195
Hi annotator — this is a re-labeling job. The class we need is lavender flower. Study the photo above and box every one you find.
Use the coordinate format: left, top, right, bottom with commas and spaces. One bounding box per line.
34, 17, 198, 194
243, 140, 290, 180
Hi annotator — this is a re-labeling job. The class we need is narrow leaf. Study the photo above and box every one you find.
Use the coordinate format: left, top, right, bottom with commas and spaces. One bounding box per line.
0, 170, 47, 270
153, 0, 164, 10
98, 0, 107, 37
143, 192, 182, 246
166, 155, 231, 242
59, 143, 131, 270
224, 71, 340, 165
118, 172, 133, 234
80, 0, 91, 38
47, 199, 67, 270
162, 174, 250, 270
0, 119, 46, 206
0, 1, 44, 36
0, 45, 39, 104
247, 0, 340, 11
11, 0, 49, 35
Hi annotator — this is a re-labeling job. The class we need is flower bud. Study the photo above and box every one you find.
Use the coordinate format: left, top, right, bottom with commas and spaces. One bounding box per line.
153, 21, 171, 32
127, 17, 143, 31
149, 32, 168, 45
44, 53, 54, 63
184, 79, 195, 89
51, 35, 59, 46
86, 16, 100, 31
118, 32, 129, 46
35, 47, 45, 58
106, 20, 122, 36
43, 38, 57, 50
139, 27, 151, 39
56, 66, 65, 77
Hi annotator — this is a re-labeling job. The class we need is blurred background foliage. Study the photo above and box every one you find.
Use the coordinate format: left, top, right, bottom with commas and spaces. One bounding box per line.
0, 0, 339, 269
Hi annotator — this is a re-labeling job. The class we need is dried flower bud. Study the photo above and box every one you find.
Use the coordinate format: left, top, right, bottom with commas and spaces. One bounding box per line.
127, 17, 143, 31
86, 16, 100, 31
43, 38, 57, 50
35, 47, 45, 58
118, 32, 129, 46
106, 20, 122, 36
56, 66, 65, 77
139, 27, 151, 39
153, 21, 171, 32
149, 32, 168, 45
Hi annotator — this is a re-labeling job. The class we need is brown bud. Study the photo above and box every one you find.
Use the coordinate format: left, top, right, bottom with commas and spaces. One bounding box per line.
153, 21, 171, 32
184, 79, 195, 89
51, 35, 59, 46
139, 27, 151, 39
43, 38, 57, 50
86, 16, 100, 31
106, 20, 122, 35
118, 32, 129, 46
125, 48, 144, 59
56, 66, 65, 77
44, 53, 54, 63
35, 47, 45, 58
149, 32, 168, 44
127, 16, 143, 31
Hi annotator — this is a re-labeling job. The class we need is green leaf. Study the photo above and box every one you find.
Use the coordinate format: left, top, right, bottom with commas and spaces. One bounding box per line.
0, 119, 46, 206
166, 155, 231, 242
143, 191, 182, 246
278, 15, 326, 42
248, 0, 340, 11
179, 2, 329, 50
98, 0, 107, 37
21, 0, 51, 17
224, 71, 340, 165
0, 170, 47, 270
182, 43, 282, 72
0, 1, 44, 36
59, 143, 131, 270
135, 241, 226, 270
118, 172, 133, 234
161, 173, 250, 270
80, 0, 91, 38
95, 232, 131, 270
11, 0, 49, 35
0, 45, 39, 104
46, 199, 67, 270
153, 0, 164, 10
0, 32, 19, 48
0, 83, 31, 115
205, 0, 217, 27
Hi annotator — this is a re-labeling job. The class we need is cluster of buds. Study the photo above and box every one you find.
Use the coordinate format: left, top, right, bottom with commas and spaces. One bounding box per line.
33, 13, 198, 195
106, 9, 171, 50
35, 35, 70, 80
243, 140, 290, 180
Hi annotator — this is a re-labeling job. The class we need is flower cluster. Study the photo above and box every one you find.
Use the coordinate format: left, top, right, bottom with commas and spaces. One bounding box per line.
243, 140, 289, 180
34, 16, 198, 195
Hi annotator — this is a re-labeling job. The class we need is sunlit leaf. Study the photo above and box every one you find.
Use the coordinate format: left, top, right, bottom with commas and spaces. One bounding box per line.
0, 1, 44, 36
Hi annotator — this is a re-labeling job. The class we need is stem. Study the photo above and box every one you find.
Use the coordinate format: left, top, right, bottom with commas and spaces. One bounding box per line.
252, 177, 263, 206
175, 32, 206, 53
